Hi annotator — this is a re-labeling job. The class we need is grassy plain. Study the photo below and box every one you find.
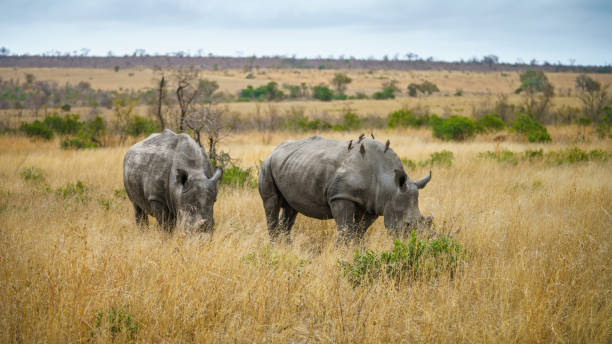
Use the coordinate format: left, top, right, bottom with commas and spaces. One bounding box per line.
1, 126, 611, 342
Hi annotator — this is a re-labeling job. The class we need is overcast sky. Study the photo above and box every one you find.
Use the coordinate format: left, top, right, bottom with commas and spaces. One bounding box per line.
1, 0, 610, 65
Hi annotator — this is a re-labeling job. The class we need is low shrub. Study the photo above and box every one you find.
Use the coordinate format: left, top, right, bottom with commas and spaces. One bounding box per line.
432, 115, 476, 141
474, 113, 505, 133
387, 109, 430, 128
479, 147, 609, 165
94, 307, 139, 342
20, 167, 44, 183
55, 180, 88, 202
333, 112, 361, 131
43, 114, 82, 134
60, 136, 97, 149
20, 120, 53, 140
127, 115, 158, 137
221, 165, 257, 188
312, 85, 333, 101
510, 114, 551, 142
286, 113, 332, 131
339, 231, 464, 287
402, 150, 454, 169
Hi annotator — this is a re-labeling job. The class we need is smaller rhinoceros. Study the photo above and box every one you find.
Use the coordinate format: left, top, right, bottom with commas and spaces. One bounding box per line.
123, 129, 222, 231
258, 135, 432, 244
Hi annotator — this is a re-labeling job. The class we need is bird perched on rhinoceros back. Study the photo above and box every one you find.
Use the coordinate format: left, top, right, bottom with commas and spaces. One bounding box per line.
123, 129, 222, 232
258, 135, 433, 244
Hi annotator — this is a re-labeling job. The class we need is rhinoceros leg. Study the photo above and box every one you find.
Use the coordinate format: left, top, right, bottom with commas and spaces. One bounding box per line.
354, 212, 378, 240
134, 204, 149, 226
279, 204, 298, 237
330, 200, 361, 245
150, 200, 176, 232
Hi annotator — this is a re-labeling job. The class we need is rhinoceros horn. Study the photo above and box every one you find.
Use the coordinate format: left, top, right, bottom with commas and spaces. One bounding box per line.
415, 171, 432, 189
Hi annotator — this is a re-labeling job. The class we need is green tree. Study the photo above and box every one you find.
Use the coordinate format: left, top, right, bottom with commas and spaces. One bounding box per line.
332, 73, 352, 94
515, 70, 554, 122
575, 74, 609, 123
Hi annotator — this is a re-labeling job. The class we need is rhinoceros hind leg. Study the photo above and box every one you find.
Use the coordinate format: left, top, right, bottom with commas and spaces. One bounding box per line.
134, 204, 149, 226
278, 204, 298, 240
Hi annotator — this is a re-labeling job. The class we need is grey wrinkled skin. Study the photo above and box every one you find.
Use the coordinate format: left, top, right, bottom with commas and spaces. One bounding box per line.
258, 135, 432, 244
123, 129, 222, 232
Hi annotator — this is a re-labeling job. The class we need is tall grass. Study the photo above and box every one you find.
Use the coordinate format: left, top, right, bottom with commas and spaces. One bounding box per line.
0, 130, 610, 343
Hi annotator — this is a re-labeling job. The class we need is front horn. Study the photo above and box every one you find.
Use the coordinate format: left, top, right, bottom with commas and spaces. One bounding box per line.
415, 171, 431, 189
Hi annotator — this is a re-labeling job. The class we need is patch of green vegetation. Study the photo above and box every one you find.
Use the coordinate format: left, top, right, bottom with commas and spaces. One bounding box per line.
55, 180, 87, 202
401, 150, 454, 169
332, 112, 361, 131
432, 115, 476, 141
113, 189, 127, 199
221, 165, 257, 188
510, 114, 551, 142
479, 147, 610, 165
339, 231, 464, 287
474, 113, 505, 133
387, 109, 430, 129
94, 307, 139, 342
20, 167, 44, 183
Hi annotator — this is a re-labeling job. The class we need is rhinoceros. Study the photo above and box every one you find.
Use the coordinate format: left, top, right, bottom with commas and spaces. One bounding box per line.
258, 135, 432, 243
123, 129, 222, 231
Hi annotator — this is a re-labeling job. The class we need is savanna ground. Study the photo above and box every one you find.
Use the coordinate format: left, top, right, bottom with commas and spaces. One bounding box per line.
1, 67, 611, 343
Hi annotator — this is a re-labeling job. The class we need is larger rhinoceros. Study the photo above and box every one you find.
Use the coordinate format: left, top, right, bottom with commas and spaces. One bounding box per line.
123, 129, 222, 231
258, 135, 432, 243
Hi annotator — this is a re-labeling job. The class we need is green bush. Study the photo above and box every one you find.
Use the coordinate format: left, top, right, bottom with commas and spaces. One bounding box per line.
474, 113, 505, 133
94, 307, 139, 341
60, 137, 97, 149
510, 114, 551, 142
20, 120, 53, 140
372, 86, 396, 100
339, 231, 464, 287
387, 109, 430, 128
221, 165, 257, 188
333, 112, 361, 131
312, 85, 333, 101
286, 113, 332, 131
432, 115, 476, 141
239, 82, 284, 101
43, 114, 83, 134
127, 115, 158, 137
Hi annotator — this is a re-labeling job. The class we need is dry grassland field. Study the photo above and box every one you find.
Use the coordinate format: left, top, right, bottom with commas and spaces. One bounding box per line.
1, 67, 612, 343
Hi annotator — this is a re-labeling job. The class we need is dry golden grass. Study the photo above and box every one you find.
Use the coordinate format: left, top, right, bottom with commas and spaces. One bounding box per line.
1, 127, 611, 343
3, 67, 612, 95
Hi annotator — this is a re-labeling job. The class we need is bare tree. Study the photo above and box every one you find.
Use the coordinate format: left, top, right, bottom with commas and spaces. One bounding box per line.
173, 66, 200, 131
185, 104, 231, 167
151, 67, 167, 129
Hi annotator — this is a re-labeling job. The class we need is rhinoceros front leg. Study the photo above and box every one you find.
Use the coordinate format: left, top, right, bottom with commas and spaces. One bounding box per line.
354, 212, 378, 241
133, 204, 149, 226
150, 200, 176, 231
330, 199, 361, 245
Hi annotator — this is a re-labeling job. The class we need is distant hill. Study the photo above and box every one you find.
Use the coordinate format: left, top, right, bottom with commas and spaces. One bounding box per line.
1, 55, 610, 73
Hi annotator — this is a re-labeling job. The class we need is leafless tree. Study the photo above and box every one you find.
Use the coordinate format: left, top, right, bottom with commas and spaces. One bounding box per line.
173, 66, 200, 131
185, 104, 231, 167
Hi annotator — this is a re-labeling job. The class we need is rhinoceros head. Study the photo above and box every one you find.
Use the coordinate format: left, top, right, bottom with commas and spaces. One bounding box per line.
383, 170, 433, 235
172, 167, 223, 232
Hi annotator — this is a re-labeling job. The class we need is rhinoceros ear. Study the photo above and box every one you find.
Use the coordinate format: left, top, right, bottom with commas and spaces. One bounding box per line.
394, 169, 407, 189
210, 167, 223, 183
176, 168, 188, 186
